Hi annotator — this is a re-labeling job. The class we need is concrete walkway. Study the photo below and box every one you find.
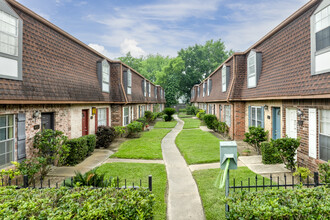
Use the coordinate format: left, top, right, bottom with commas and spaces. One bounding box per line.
162, 115, 205, 220
189, 160, 245, 172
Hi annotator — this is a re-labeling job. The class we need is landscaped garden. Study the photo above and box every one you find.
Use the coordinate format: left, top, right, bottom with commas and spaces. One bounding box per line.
175, 129, 221, 164
181, 118, 201, 129
154, 121, 178, 128
110, 129, 171, 159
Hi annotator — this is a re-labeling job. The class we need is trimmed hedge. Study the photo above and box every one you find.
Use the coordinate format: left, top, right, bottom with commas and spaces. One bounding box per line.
260, 142, 282, 164
81, 134, 96, 155
96, 126, 116, 148
0, 187, 154, 219
203, 114, 218, 131
65, 137, 88, 166
226, 187, 330, 219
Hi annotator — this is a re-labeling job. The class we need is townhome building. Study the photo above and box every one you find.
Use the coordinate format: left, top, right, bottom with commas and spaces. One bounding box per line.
191, 0, 330, 172
0, 0, 165, 168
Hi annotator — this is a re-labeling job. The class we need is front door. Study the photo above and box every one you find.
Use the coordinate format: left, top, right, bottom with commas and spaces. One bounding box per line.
286, 108, 297, 160
41, 113, 54, 131
272, 107, 281, 140
82, 110, 89, 136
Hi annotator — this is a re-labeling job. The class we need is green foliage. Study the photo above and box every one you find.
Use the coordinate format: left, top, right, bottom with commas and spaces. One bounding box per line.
0, 186, 154, 219
218, 122, 229, 135
203, 114, 218, 131
154, 121, 178, 128
65, 137, 88, 166
33, 129, 69, 178
14, 158, 44, 184
318, 160, 330, 185
260, 142, 282, 164
96, 126, 116, 148
64, 169, 111, 187
271, 137, 300, 172
114, 126, 127, 137
163, 108, 176, 121
117, 52, 143, 71
178, 108, 186, 112
244, 127, 268, 154
81, 134, 96, 155
293, 166, 311, 180
136, 117, 147, 127
186, 105, 198, 115
0, 166, 20, 185
127, 121, 143, 137
226, 187, 330, 219
196, 109, 205, 120
144, 111, 153, 123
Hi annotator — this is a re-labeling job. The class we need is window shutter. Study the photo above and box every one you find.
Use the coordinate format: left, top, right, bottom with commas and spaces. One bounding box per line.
123, 70, 128, 93
261, 106, 265, 128
17, 113, 26, 161
141, 80, 144, 95
226, 67, 230, 91
248, 106, 251, 127
95, 109, 98, 132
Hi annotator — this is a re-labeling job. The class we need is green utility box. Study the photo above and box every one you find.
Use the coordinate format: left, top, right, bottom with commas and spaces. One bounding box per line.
220, 141, 237, 170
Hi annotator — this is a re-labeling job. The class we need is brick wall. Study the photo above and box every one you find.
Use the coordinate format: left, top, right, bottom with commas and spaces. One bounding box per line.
233, 102, 246, 140
111, 105, 122, 126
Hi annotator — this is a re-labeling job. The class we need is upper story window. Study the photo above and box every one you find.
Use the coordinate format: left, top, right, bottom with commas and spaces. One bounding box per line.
247, 50, 262, 88
198, 87, 200, 97
142, 79, 147, 97
101, 60, 110, 93
207, 78, 212, 96
127, 69, 132, 95
203, 82, 206, 97
0, 3, 23, 81
148, 82, 151, 97
155, 87, 157, 99
222, 66, 227, 92
312, 2, 330, 75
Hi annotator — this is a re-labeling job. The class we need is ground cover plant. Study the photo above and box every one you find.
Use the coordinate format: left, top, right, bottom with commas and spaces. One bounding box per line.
176, 129, 221, 164
154, 121, 177, 128
193, 167, 274, 220
181, 118, 201, 129
96, 163, 167, 220
0, 186, 154, 219
111, 129, 170, 159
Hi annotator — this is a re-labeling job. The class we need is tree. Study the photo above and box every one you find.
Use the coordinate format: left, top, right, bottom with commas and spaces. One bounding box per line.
178, 39, 233, 102
139, 54, 171, 82
117, 52, 143, 71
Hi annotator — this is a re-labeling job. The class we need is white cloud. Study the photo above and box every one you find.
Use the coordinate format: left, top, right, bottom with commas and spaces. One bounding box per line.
120, 39, 146, 57
88, 43, 113, 58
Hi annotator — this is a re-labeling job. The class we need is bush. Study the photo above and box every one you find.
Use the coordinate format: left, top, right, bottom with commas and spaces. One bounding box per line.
13, 158, 44, 185
318, 160, 330, 186
178, 108, 186, 112
196, 109, 205, 120
218, 122, 229, 134
163, 108, 176, 121
244, 126, 268, 154
114, 126, 127, 137
260, 142, 282, 164
65, 137, 88, 166
144, 111, 153, 123
293, 166, 311, 180
271, 137, 300, 172
81, 134, 96, 155
127, 121, 143, 137
203, 114, 218, 131
186, 105, 198, 115
137, 117, 147, 127
0, 187, 155, 219
96, 126, 116, 148
226, 187, 330, 219
64, 169, 110, 187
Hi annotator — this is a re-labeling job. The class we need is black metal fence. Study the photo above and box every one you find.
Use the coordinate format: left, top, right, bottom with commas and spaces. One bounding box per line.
1, 175, 153, 191
229, 172, 326, 192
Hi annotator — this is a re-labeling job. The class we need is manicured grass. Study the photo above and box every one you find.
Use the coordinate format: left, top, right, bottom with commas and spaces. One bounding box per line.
175, 129, 221, 164
96, 163, 167, 220
181, 118, 201, 129
111, 129, 170, 159
178, 112, 194, 118
154, 121, 177, 128
193, 167, 274, 220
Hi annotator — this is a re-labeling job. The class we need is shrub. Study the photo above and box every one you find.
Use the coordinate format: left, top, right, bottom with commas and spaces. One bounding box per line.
163, 108, 176, 121
81, 134, 96, 155
137, 117, 147, 127
0, 187, 155, 219
33, 129, 69, 178
13, 158, 44, 185
96, 126, 116, 148
260, 142, 282, 164
64, 169, 110, 187
218, 122, 229, 134
271, 137, 300, 172
65, 137, 88, 166
196, 109, 205, 120
114, 126, 127, 137
203, 114, 218, 131
318, 160, 330, 185
293, 166, 311, 180
0, 166, 20, 185
144, 111, 153, 123
226, 187, 330, 219
127, 121, 143, 137
178, 108, 186, 112
156, 112, 164, 118
243, 126, 268, 154
186, 105, 198, 115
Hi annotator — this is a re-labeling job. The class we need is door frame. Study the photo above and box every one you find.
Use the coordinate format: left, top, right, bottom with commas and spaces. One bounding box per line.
82, 109, 89, 136
272, 107, 281, 139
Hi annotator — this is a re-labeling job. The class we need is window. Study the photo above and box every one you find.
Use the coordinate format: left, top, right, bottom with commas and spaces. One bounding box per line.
98, 108, 107, 126
160, 88, 162, 98
0, 115, 14, 167
100, 60, 110, 93
247, 51, 257, 88
123, 107, 129, 126
0, 6, 22, 80
155, 87, 157, 98
127, 69, 132, 95
312, 1, 330, 74
203, 82, 206, 97
224, 105, 231, 127
249, 106, 264, 128
198, 87, 200, 97
222, 66, 227, 92
207, 78, 212, 96
148, 83, 151, 97
191, 88, 195, 99
320, 110, 330, 161
208, 104, 213, 114
144, 80, 147, 97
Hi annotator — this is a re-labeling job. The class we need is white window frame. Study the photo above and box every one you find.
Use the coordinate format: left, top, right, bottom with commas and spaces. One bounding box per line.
127, 69, 132, 95
203, 83, 206, 97
208, 104, 212, 114
97, 108, 107, 126
224, 105, 231, 127
247, 51, 257, 88
207, 79, 210, 96
144, 80, 147, 97
123, 107, 131, 126
319, 109, 330, 161
0, 115, 14, 168
148, 82, 151, 97
102, 60, 110, 93
251, 106, 263, 127
222, 66, 227, 92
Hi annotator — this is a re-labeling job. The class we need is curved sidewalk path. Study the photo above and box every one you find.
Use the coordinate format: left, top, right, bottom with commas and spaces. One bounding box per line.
162, 115, 205, 220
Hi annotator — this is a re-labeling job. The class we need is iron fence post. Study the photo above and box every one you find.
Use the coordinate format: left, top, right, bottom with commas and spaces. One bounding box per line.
148, 175, 152, 191
23, 175, 28, 188
314, 172, 319, 187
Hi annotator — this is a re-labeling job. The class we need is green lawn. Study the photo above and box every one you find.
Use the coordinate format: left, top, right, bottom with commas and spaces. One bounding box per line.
111, 129, 170, 159
154, 121, 177, 128
178, 112, 194, 118
175, 129, 221, 164
181, 118, 201, 129
193, 167, 274, 220
96, 163, 167, 220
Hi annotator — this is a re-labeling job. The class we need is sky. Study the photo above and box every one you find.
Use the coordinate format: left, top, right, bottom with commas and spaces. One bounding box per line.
16, 0, 310, 59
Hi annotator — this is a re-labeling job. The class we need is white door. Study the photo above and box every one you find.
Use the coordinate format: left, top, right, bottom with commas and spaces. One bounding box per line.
309, 109, 317, 159
286, 108, 298, 160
